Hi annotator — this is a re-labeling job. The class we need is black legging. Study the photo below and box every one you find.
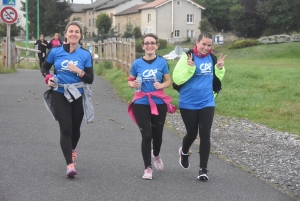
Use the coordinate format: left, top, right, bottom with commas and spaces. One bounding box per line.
180, 107, 215, 169
38, 53, 45, 68
51, 91, 84, 165
133, 103, 167, 169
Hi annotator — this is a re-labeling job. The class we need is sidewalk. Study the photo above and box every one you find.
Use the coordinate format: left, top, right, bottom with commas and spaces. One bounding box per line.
0, 69, 296, 201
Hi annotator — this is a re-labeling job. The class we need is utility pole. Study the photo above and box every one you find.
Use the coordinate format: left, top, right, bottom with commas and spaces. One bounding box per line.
26, 0, 28, 47
37, 0, 40, 39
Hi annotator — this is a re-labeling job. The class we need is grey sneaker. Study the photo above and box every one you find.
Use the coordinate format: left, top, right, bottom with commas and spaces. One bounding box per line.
197, 168, 209, 181
142, 167, 152, 180
179, 147, 190, 169
152, 150, 164, 170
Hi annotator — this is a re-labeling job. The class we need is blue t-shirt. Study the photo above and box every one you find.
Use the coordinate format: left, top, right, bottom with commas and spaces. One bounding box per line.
179, 55, 215, 109
130, 56, 169, 105
46, 45, 92, 93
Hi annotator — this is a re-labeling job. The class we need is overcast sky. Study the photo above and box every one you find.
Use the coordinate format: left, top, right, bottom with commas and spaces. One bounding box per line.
71, 0, 92, 4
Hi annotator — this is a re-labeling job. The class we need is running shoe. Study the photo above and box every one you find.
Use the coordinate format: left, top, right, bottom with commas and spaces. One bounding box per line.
152, 150, 164, 170
66, 163, 77, 178
72, 149, 77, 165
142, 167, 152, 180
179, 147, 190, 169
197, 168, 209, 181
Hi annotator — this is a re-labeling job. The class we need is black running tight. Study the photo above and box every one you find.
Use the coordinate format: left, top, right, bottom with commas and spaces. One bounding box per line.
51, 91, 84, 165
133, 103, 167, 169
180, 107, 215, 169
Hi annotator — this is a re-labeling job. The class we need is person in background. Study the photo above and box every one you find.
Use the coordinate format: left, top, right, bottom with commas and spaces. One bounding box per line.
127, 33, 176, 180
34, 34, 48, 68
172, 32, 226, 181
41, 21, 94, 178
48, 33, 63, 49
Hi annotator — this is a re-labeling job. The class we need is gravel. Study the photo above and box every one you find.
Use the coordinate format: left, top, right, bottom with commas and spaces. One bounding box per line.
166, 112, 300, 200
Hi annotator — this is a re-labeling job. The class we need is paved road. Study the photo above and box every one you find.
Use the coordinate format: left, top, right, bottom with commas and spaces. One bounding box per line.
0, 69, 295, 201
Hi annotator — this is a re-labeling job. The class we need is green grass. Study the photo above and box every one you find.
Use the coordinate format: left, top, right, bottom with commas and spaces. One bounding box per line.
95, 42, 300, 135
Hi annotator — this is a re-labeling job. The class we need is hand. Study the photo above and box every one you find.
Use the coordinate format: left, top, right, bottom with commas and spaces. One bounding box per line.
153, 79, 162, 90
48, 78, 55, 87
132, 80, 141, 88
187, 53, 194, 67
68, 62, 80, 74
216, 53, 227, 69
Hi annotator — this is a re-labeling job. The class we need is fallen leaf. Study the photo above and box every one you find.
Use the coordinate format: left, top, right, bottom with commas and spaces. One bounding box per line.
18, 99, 20, 102
96, 102, 98, 105
109, 118, 114, 121
121, 127, 124, 130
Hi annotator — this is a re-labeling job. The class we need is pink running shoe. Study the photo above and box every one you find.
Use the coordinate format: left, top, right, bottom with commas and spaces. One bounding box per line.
66, 163, 77, 178
152, 150, 164, 170
142, 167, 152, 180
72, 149, 77, 165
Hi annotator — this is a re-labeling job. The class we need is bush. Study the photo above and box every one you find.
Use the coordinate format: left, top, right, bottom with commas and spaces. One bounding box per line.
135, 40, 143, 53
229, 39, 261, 49
158, 39, 167, 49
135, 52, 144, 59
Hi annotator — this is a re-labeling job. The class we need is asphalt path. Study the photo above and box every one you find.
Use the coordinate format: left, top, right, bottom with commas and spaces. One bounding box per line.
0, 69, 295, 201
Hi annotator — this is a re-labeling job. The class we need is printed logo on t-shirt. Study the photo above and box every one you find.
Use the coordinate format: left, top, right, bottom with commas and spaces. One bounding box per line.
199, 63, 212, 74
142, 69, 157, 78
61, 60, 79, 71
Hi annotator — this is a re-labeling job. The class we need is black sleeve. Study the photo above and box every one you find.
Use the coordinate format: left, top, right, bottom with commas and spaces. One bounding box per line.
80, 67, 94, 84
41, 61, 53, 77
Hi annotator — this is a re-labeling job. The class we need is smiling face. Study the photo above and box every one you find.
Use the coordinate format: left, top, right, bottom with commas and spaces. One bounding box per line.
64, 24, 81, 45
196, 37, 213, 54
142, 36, 159, 55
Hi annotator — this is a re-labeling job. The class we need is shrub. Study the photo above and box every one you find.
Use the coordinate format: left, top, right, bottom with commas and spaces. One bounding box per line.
135, 40, 143, 52
229, 39, 261, 49
158, 39, 167, 49
135, 52, 144, 59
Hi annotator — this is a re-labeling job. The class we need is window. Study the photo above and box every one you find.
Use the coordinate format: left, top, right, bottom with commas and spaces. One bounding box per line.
187, 14, 194, 23
134, 22, 137, 27
145, 28, 152, 34
186, 30, 194, 37
176, 0, 181, 6
148, 14, 151, 23
174, 30, 180, 38
117, 23, 120, 32
93, 19, 94, 26
89, 19, 91, 26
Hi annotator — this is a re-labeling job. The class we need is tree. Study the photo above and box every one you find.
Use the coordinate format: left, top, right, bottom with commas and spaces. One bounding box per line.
229, 0, 265, 37
196, 0, 238, 32
95, 13, 112, 35
122, 23, 133, 38
256, 0, 300, 34
132, 26, 142, 39
20, 0, 73, 38
0, 21, 24, 38
198, 18, 213, 33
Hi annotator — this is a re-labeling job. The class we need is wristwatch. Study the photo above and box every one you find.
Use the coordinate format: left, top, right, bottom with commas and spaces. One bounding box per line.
78, 70, 83, 77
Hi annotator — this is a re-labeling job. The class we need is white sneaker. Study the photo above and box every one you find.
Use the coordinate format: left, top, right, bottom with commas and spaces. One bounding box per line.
152, 150, 164, 170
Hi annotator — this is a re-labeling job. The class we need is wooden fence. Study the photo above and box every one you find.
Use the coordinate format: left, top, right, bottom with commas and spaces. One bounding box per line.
1, 37, 135, 72
84, 38, 135, 76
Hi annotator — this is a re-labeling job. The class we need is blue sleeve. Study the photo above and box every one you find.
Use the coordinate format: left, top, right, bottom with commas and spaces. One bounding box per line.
46, 48, 55, 64
130, 61, 137, 76
163, 61, 170, 74
85, 53, 93, 67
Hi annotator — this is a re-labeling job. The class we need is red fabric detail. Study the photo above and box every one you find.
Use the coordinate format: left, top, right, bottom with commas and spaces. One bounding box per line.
45, 74, 53, 84
127, 77, 135, 81
193, 46, 212, 58
128, 90, 177, 125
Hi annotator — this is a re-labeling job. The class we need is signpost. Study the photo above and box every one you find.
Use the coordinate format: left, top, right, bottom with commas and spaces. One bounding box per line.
0, 6, 18, 68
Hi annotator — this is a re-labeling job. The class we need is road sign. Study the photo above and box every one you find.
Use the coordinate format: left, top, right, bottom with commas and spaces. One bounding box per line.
0, 6, 18, 24
2, 0, 16, 6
